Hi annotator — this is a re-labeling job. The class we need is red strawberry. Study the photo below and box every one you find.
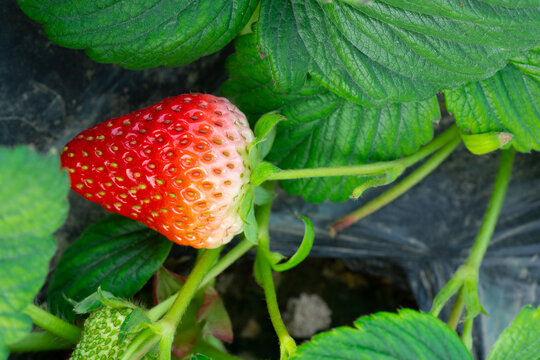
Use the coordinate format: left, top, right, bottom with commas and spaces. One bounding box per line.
61, 93, 253, 248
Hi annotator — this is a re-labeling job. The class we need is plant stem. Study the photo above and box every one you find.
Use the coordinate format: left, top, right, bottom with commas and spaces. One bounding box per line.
200, 237, 255, 288
465, 149, 515, 269
265, 125, 459, 181
462, 317, 474, 352
159, 248, 222, 331
447, 288, 465, 330
430, 149, 515, 334
256, 201, 296, 359
146, 238, 254, 322
23, 304, 81, 343
7, 331, 74, 352
330, 136, 461, 234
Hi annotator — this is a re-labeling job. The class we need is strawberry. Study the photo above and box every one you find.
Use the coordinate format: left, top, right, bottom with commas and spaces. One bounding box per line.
61, 93, 254, 248
69, 306, 156, 360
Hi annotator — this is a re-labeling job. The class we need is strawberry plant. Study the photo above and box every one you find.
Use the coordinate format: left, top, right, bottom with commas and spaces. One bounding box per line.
3, 1, 540, 360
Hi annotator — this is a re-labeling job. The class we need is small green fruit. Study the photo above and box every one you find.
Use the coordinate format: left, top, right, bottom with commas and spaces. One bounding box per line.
70, 306, 155, 360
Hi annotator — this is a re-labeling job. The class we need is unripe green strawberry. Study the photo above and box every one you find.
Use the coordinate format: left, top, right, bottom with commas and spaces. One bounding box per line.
69, 306, 156, 360
61, 93, 254, 249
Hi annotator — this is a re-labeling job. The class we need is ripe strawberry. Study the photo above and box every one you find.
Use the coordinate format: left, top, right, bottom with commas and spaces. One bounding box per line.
69, 306, 156, 360
61, 93, 254, 248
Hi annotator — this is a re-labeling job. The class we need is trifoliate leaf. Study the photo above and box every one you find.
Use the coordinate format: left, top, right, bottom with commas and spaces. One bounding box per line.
18, 0, 258, 69
294, 309, 472, 360
224, 34, 439, 202
446, 46, 540, 153
257, 0, 540, 105
47, 214, 172, 321
0, 146, 69, 356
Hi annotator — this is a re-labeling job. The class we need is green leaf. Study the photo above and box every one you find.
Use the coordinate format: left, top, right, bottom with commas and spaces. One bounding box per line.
0, 146, 69, 356
488, 306, 540, 360
191, 355, 211, 360
294, 309, 472, 360
446, 47, 540, 153
18, 0, 258, 69
224, 33, 439, 202
257, 0, 540, 105
47, 214, 172, 321
254, 113, 286, 160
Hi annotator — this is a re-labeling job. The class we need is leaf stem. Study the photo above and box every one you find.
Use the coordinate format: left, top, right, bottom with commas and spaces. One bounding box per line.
23, 304, 81, 343
265, 125, 459, 181
7, 331, 74, 352
330, 136, 461, 235
146, 238, 254, 322
256, 201, 297, 359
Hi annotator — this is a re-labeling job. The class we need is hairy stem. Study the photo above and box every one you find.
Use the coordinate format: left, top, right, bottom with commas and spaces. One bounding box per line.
256, 201, 296, 359
266, 125, 459, 181
147, 238, 254, 322
465, 149, 515, 269
23, 304, 80, 343
331, 136, 461, 234
431, 149, 515, 331
447, 288, 465, 330
7, 331, 74, 352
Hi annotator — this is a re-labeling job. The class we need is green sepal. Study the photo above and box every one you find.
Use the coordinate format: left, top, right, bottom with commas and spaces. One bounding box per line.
253, 186, 276, 206
118, 308, 151, 346
73, 288, 135, 315
191, 354, 212, 360
271, 216, 314, 272
462, 277, 488, 320
251, 162, 281, 187
461, 132, 514, 155
240, 188, 258, 245
350, 166, 405, 198
254, 112, 285, 159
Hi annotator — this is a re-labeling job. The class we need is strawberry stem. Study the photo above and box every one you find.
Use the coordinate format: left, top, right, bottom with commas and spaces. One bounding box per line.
156, 247, 222, 360
430, 149, 515, 348
330, 135, 461, 235
22, 304, 81, 343
265, 125, 459, 181
7, 331, 74, 352
256, 199, 297, 360
146, 238, 254, 322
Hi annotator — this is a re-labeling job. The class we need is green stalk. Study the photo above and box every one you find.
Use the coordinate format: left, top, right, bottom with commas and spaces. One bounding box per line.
7, 331, 74, 352
430, 149, 515, 333
146, 238, 254, 322
256, 201, 296, 359
159, 248, 222, 330
23, 304, 81, 343
330, 136, 461, 235
200, 237, 255, 288
266, 125, 459, 181
447, 288, 465, 330
464, 149, 515, 269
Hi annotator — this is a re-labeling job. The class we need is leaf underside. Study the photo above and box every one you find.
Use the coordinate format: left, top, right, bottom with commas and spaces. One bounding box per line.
17, 0, 259, 69
0, 147, 69, 355
223, 34, 439, 202
258, 0, 540, 106
294, 309, 472, 360
446, 46, 540, 152
47, 214, 172, 321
